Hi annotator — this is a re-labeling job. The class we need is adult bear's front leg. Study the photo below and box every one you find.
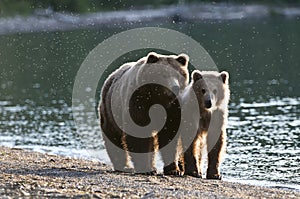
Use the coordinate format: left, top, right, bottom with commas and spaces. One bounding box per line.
126, 135, 157, 175
158, 132, 182, 176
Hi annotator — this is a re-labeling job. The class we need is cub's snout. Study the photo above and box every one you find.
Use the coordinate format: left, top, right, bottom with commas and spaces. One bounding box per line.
204, 95, 212, 109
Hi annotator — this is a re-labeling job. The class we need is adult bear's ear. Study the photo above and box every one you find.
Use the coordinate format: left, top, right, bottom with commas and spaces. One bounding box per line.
192, 70, 203, 81
146, 52, 159, 63
220, 71, 229, 84
176, 53, 189, 67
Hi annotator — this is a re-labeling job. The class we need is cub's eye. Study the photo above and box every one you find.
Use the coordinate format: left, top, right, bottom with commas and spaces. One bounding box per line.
213, 89, 217, 94
201, 89, 206, 94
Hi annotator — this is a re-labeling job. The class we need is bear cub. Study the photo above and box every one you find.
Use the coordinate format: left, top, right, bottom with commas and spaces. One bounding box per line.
180, 70, 230, 180
178, 70, 212, 177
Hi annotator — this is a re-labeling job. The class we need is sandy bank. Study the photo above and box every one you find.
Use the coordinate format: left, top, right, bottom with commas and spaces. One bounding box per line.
0, 146, 299, 198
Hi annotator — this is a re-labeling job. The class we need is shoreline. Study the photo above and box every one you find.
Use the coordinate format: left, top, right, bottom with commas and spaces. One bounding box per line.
2, 143, 300, 191
0, 3, 300, 36
0, 146, 299, 198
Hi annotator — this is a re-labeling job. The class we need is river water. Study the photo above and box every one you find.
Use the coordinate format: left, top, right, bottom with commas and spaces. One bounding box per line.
0, 5, 299, 190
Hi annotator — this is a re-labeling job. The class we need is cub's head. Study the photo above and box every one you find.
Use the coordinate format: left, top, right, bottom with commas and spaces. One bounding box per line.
201, 71, 230, 109
136, 52, 189, 100
191, 70, 212, 109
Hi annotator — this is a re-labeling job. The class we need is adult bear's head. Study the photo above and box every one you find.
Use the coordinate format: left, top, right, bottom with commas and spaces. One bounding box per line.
135, 52, 189, 103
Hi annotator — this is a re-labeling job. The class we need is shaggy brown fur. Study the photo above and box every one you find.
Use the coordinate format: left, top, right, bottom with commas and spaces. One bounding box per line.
99, 52, 189, 175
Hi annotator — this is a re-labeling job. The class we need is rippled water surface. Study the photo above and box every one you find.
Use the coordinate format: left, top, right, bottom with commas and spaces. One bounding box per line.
0, 14, 299, 188
225, 98, 300, 185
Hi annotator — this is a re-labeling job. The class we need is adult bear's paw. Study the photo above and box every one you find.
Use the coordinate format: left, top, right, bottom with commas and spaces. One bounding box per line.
206, 173, 222, 180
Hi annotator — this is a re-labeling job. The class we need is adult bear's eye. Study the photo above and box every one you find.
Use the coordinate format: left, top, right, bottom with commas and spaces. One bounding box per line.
213, 89, 217, 94
201, 89, 206, 94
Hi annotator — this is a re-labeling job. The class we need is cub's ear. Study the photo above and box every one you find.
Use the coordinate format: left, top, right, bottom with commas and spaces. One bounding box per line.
176, 53, 189, 67
220, 71, 229, 84
192, 70, 203, 81
146, 52, 159, 63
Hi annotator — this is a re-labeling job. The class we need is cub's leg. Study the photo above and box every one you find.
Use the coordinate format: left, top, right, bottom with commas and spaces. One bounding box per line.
206, 129, 226, 180
183, 134, 202, 178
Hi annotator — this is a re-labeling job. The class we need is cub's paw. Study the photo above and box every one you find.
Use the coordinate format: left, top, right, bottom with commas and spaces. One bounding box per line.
206, 174, 222, 180
178, 161, 184, 172
185, 171, 202, 178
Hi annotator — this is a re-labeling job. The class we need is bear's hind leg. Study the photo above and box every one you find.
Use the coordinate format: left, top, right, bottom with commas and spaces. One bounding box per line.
102, 132, 132, 172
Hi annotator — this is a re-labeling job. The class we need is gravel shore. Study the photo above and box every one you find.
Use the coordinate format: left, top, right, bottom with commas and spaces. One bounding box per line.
0, 146, 299, 198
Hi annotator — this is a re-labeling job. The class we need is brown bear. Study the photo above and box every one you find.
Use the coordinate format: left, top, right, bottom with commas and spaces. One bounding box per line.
180, 71, 230, 179
176, 70, 212, 177
99, 52, 189, 174
203, 71, 230, 180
